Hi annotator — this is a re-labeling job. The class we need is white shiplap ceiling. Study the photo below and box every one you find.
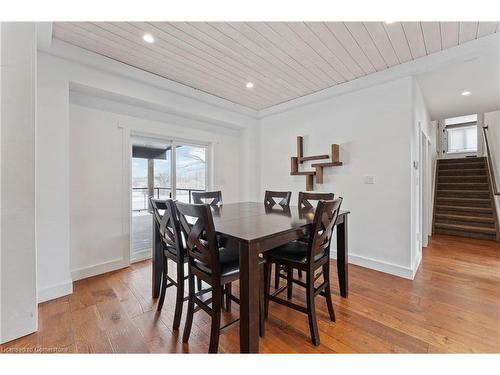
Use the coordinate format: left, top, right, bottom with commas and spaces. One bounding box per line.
52, 22, 500, 110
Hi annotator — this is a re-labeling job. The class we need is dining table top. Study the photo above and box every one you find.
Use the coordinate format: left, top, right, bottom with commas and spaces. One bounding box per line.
207, 201, 349, 244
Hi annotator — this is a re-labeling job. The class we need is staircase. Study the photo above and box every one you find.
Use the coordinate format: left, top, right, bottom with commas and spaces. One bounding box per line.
433, 157, 498, 241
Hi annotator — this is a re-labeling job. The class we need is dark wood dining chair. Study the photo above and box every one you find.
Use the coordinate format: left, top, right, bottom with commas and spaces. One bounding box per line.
176, 201, 266, 353
150, 198, 189, 331
264, 191, 293, 289
298, 191, 335, 209
264, 198, 343, 346
192, 191, 223, 206
264, 190, 292, 207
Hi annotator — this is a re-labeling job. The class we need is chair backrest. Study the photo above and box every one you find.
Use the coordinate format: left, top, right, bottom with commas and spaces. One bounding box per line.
150, 198, 184, 256
175, 201, 221, 278
264, 190, 292, 207
264, 202, 292, 217
307, 198, 343, 265
298, 192, 334, 210
192, 191, 223, 206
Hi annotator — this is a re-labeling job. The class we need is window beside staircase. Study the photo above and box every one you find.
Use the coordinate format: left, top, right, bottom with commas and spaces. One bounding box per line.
444, 114, 478, 154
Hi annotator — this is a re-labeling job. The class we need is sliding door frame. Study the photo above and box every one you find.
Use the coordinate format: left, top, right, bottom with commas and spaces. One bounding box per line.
127, 128, 212, 264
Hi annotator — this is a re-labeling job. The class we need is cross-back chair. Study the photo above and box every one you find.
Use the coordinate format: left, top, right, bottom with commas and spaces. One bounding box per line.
298, 192, 335, 210
176, 201, 265, 353
264, 190, 292, 207
150, 198, 189, 330
264, 198, 343, 346
192, 191, 223, 206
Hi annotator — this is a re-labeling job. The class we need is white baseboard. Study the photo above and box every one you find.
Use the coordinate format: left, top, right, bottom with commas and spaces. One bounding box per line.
330, 251, 416, 280
412, 251, 423, 279
37, 279, 73, 303
71, 258, 128, 281
131, 248, 152, 263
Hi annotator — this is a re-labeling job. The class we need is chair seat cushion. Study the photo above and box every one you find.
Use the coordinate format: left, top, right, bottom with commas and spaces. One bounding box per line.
194, 247, 265, 278
265, 240, 325, 265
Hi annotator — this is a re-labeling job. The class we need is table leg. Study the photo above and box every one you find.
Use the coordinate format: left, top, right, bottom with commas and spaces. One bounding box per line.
152, 218, 163, 298
239, 242, 260, 353
336, 215, 348, 298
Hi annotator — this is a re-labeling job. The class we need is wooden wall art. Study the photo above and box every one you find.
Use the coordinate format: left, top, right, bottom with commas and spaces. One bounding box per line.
290, 136, 343, 191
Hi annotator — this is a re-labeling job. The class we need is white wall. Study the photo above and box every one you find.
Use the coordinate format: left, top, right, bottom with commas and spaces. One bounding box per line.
258, 77, 417, 278
36, 53, 72, 302
68, 99, 243, 280
0, 23, 37, 344
484, 110, 500, 223
36, 47, 256, 301
411, 80, 434, 268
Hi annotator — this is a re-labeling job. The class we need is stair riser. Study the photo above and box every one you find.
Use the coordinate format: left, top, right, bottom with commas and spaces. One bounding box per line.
434, 228, 496, 241
438, 176, 488, 183
437, 191, 490, 198
435, 208, 493, 217
436, 198, 492, 208
438, 157, 485, 164
437, 183, 489, 190
439, 169, 486, 176
439, 163, 485, 170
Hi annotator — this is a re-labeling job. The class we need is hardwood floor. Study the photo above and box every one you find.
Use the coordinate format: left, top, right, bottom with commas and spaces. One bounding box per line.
1, 234, 499, 353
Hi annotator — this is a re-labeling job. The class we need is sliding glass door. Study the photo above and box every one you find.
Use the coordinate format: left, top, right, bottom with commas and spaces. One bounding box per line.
131, 137, 208, 259
175, 144, 207, 203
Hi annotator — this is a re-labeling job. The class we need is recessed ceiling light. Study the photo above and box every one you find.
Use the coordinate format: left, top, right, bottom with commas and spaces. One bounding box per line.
461, 91, 471, 96
142, 34, 155, 43
246, 82, 254, 89
384, 21, 396, 24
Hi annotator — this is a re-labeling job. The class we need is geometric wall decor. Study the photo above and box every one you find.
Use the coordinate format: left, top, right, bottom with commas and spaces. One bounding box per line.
290, 136, 343, 191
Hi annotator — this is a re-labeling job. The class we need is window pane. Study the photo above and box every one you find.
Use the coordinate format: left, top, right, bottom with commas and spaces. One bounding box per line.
154, 148, 171, 199
132, 158, 148, 211
465, 128, 477, 151
447, 125, 477, 153
175, 145, 206, 203
132, 157, 151, 253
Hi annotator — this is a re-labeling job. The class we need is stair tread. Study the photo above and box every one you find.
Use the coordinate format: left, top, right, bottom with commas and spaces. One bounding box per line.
439, 159, 484, 163
437, 197, 490, 200
437, 189, 490, 193
435, 205, 493, 212
434, 222, 496, 234
435, 213, 495, 223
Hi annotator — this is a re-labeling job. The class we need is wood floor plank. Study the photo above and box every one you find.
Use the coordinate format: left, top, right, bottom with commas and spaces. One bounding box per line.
71, 305, 113, 353
2, 234, 499, 353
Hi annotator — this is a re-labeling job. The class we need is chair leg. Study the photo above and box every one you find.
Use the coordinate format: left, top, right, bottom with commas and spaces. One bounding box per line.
172, 259, 185, 330
157, 257, 168, 311
208, 286, 222, 353
264, 261, 271, 318
225, 283, 232, 313
287, 266, 293, 300
274, 263, 280, 289
306, 271, 320, 346
197, 277, 202, 291
322, 262, 336, 322
182, 270, 195, 343
259, 265, 265, 337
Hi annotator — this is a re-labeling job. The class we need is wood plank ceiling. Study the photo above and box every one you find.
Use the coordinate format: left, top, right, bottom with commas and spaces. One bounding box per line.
52, 22, 500, 110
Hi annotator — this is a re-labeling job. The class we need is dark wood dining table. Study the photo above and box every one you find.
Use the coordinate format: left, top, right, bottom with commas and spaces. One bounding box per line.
151, 201, 350, 353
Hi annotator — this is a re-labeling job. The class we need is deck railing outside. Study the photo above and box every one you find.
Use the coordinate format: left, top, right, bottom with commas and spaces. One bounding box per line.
132, 187, 204, 210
